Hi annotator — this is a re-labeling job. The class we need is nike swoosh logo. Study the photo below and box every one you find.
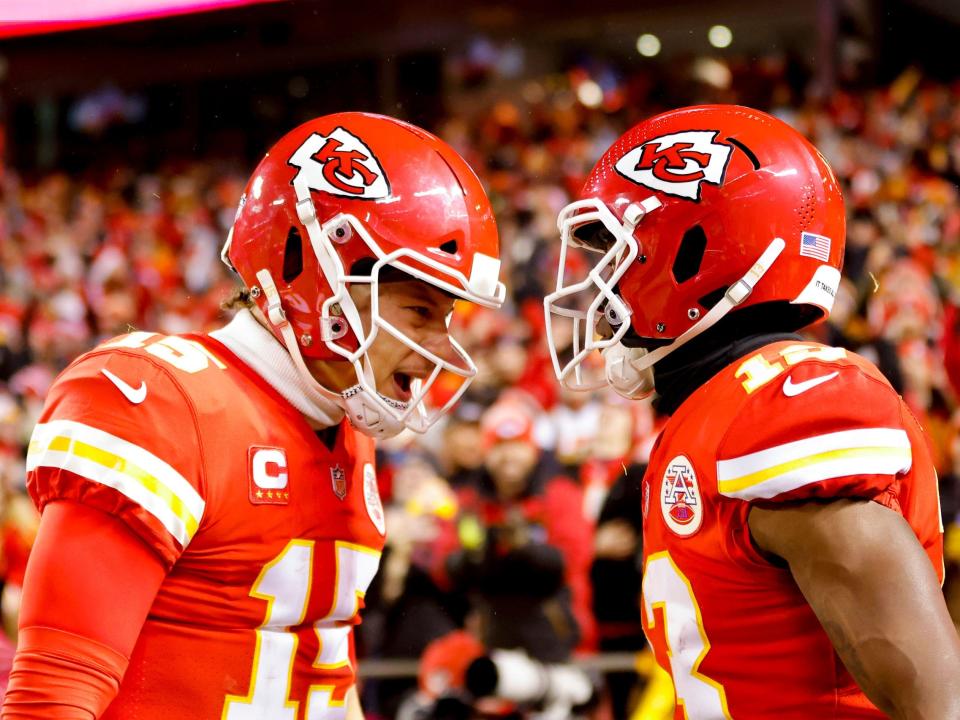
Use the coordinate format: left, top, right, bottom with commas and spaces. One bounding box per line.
101, 368, 147, 405
782, 371, 839, 397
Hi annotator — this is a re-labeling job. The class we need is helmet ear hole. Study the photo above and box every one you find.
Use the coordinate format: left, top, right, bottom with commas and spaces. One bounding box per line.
282, 226, 304, 283
672, 225, 708, 283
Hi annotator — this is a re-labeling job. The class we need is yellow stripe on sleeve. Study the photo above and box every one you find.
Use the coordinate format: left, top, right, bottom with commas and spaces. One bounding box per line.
716, 427, 912, 501
27, 419, 204, 547
718, 446, 912, 495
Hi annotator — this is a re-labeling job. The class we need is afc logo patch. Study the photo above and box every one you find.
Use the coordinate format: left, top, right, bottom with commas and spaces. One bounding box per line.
660, 455, 703, 537
288, 127, 390, 200
615, 130, 732, 201
249, 446, 290, 505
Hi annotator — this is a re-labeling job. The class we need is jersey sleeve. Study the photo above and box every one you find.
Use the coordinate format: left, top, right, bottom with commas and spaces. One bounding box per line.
25, 347, 206, 569
715, 350, 912, 505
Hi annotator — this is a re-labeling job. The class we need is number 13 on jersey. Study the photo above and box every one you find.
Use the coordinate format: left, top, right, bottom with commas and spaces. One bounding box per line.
643, 552, 731, 719
223, 540, 381, 720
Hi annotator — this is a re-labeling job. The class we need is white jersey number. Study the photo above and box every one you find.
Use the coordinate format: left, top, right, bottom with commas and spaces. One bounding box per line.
222, 540, 381, 720
104, 331, 227, 374
642, 552, 731, 719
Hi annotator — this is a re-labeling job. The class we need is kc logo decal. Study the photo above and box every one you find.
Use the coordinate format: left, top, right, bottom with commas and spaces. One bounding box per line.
615, 130, 732, 201
289, 127, 390, 199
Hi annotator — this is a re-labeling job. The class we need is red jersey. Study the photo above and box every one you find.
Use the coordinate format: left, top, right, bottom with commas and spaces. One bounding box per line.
640, 341, 943, 719
26, 329, 386, 719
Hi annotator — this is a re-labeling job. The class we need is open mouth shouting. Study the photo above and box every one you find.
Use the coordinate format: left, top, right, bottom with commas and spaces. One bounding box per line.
392, 371, 414, 402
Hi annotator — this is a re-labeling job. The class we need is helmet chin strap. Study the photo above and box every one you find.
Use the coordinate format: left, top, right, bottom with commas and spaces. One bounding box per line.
603, 237, 786, 399
602, 344, 656, 400
338, 355, 409, 439
254, 268, 409, 439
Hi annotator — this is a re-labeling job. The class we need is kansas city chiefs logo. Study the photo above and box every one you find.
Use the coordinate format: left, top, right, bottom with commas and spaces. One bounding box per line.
289, 127, 390, 200
615, 130, 732, 201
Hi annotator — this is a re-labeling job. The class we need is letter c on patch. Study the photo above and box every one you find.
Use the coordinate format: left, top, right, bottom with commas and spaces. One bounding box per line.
252, 448, 288, 489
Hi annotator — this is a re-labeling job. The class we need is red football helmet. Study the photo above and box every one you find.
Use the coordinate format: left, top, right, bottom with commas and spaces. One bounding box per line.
224, 112, 505, 436
544, 105, 845, 397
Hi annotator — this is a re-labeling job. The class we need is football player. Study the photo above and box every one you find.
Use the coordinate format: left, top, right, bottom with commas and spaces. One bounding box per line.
2, 113, 505, 719
544, 105, 960, 718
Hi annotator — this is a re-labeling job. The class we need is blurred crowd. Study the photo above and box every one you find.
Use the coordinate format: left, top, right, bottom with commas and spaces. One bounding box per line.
2, 57, 960, 717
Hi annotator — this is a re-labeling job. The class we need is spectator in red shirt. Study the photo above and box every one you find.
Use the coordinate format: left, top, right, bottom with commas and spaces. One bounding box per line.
445, 399, 596, 661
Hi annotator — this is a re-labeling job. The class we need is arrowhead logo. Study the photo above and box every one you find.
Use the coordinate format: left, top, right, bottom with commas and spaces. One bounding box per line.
615, 130, 732, 201
288, 127, 390, 200
101, 368, 147, 405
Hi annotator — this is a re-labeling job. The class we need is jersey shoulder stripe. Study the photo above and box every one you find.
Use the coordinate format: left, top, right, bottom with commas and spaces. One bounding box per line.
27, 418, 205, 547
716, 427, 912, 500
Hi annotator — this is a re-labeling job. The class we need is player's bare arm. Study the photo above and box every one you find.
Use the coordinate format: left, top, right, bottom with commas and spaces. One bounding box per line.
750, 499, 960, 720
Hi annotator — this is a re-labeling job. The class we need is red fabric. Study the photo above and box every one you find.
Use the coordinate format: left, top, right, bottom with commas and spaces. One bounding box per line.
21, 333, 385, 718
480, 400, 535, 449
0, 526, 32, 588
27, 346, 207, 570
1, 627, 128, 719
16, 501, 166, 656
418, 630, 485, 697
2, 501, 165, 717
641, 342, 943, 717
717, 345, 909, 506
943, 301, 960, 400
513, 349, 558, 411
0, 634, 14, 702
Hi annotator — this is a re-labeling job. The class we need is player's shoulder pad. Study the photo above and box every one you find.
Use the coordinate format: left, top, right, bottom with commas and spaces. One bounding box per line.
28, 332, 209, 554
715, 342, 911, 502
44, 332, 202, 418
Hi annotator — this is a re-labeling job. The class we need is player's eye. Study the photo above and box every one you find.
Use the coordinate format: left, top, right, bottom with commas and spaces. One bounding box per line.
405, 305, 432, 319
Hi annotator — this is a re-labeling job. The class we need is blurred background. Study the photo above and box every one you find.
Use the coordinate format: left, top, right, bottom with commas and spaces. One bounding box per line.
1, 0, 960, 717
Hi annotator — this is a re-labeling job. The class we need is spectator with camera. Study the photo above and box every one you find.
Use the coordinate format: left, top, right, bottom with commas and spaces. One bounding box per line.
444, 399, 595, 663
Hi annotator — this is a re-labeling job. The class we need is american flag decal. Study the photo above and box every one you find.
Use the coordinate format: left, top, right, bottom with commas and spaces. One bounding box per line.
800, 231, 831, 262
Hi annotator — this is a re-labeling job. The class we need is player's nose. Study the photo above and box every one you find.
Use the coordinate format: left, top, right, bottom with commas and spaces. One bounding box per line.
419, 330, 469, 371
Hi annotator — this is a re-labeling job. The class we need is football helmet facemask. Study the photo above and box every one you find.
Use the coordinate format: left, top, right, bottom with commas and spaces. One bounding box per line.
224, 113, 505, 438
544, 104, 845, 399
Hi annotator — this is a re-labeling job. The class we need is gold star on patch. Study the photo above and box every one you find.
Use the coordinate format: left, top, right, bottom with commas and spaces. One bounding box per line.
266, 491, 273, 499
284, 492, 290, 500
256, 490, 264, 499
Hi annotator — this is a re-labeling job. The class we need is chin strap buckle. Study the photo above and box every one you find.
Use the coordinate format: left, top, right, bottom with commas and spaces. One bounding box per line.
725, 236, 786, 307
255, 269, 288, 329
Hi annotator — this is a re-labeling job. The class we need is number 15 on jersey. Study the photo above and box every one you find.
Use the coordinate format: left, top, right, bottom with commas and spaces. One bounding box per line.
223, 540, 381, 720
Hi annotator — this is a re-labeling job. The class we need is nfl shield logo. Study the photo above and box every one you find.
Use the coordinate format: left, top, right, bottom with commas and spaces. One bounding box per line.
331, 464, 347, 501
